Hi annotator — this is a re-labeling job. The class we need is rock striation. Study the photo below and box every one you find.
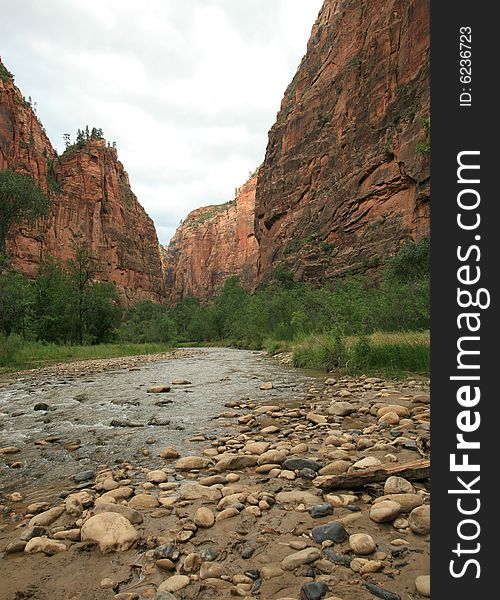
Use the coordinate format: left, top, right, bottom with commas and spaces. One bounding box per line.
254, 0, 430, 283
164, 174, 259, 302
0, 58, 165, 304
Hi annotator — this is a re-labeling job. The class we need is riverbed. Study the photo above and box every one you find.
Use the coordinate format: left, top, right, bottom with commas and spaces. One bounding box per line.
0, 348, 319, 493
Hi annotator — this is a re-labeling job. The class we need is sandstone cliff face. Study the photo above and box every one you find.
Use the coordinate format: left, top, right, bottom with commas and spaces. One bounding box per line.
0, 61, 165, 304
255, 0, 430, 283
164, 175, 259, 302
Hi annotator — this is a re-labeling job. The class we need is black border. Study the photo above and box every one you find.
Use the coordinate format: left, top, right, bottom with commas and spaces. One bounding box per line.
431, 1, 498, 594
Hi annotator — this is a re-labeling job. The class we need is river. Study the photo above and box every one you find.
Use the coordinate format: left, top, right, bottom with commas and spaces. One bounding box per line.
0, 348, 321, 493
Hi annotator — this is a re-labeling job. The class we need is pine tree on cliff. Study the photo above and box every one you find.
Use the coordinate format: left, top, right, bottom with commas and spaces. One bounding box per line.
0, 169, 50, 256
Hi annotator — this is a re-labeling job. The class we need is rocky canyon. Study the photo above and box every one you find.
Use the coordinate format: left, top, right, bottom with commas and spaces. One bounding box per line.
2, 0, 430, 304
164, 175, 259, 303
0, 60, 165, 304
165, 0, 430, 298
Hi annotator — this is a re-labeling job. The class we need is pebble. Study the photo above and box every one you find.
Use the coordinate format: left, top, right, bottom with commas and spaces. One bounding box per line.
93, 502, 143, 524
147, 385, 171, 393
384, 476, 415, 494
24, 537, 67, 555
147, 469, 168, 483
351, 558, 384, 573
154, 544, 180, 561
277, 490, 321, 507
369, 500, 402, 523
179, 483, 221, 501
156, 559, 176, 572
73, 469, 95, 483
409, 505, 430, 534
159, 447, 179, 459
176, 456, 211, 470
128, 494, 160, 509
309, 503, 334, 518
194, 506, 215, 528
311, 521, 348, 544
200, 561, 227, 579
157, 575, 190, 592
351, 456, 381, 469
300, 581, 329, 600
28, 506, 65, 528
328, 402, 356, 416
283, 457, 321, 472
214, 454, 258, 471
260, 382, 274, 390
81, 512, 139, 552
374, 493, 423, 513
415, 575, 430, 596
99, 578, 116, 590
349, 533, 376, 555
363, 583, 400, 600
281, 547, 321, 570
319, 460, 351, 475
199, 546, 219, 561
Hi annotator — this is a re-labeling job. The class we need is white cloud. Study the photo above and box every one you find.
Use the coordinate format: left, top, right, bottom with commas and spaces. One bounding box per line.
2, 0, 323, 244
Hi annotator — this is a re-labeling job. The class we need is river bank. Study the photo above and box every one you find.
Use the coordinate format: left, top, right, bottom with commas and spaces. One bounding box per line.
0, 349, 430, 600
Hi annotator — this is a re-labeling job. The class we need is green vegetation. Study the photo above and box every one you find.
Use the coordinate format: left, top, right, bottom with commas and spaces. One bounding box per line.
289, 331, 429, 377
118, 237, 430, 376
62, 126, 105, 156
47, 158, 62, 193
284, 234, 334, 256
0, 63, 14, 82
189, 202, 233, 226
417, 116, 430, 154
1, 225, 429, 377
0, 337, 172, 371
0, 169, 50, 253
0, 241, 120, 346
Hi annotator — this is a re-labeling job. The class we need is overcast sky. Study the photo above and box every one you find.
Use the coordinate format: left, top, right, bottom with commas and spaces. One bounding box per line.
2, 0, 323, 245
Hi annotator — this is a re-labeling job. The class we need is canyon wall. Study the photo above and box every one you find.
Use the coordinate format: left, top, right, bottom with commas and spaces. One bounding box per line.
0, 60, 165, 304
164, 175, 259, 302
255, 0, 430, 282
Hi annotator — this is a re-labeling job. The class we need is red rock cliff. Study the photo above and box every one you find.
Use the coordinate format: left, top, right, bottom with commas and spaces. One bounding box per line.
0, 59, 165, 304
164, 175, 259, 302
255, 0, 430, 282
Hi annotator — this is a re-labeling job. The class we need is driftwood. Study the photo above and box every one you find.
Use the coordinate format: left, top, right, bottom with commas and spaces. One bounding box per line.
314, 459, 430, 491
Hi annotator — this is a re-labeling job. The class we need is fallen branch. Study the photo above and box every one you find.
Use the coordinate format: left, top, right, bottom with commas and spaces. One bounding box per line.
314, 459, 430, 491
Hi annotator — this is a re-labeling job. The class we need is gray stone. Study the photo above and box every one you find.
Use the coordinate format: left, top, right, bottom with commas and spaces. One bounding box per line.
200, 546, 220, 561
311, 521, 348, 544
73, 470, 95, 483
283, 457, 322, 472
300, 581, 329, 600
308, 503, 334, 519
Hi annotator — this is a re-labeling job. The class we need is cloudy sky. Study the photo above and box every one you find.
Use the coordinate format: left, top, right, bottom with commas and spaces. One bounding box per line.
2, 0, 323, 245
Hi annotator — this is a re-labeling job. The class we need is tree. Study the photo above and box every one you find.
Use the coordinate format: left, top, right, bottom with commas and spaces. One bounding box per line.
67, 239, 99, 344
32, 256, 72, 342
84, 282, 120, 343
0, 266, 33, 336
0, 170, 50, 254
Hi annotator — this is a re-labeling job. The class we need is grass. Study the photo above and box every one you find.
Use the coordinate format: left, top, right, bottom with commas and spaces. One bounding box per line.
0, 335, 173, 372
1, 331, 429, 379
266, 331, 429, 378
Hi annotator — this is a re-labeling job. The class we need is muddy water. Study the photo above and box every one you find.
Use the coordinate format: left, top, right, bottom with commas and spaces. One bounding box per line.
0, 348, 319, 493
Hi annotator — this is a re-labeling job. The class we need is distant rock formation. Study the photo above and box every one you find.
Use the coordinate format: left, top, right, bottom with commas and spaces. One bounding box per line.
164, 175, 259, 302
0, 58, 165, 304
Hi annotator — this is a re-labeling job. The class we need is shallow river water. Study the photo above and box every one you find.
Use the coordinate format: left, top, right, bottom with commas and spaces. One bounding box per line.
0, 348, 320, 493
